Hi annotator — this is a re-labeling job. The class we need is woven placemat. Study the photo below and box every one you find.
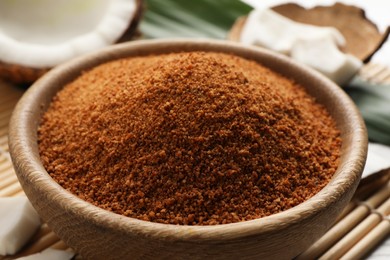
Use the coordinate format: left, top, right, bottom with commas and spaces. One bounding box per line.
0, 82, 73, 259
0, 64, 389, 259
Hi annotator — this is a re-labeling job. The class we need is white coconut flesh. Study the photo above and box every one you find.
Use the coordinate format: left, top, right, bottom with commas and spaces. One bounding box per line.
0, 0, 138, 68
239, 8, 363, 86
0, 196, 41, 255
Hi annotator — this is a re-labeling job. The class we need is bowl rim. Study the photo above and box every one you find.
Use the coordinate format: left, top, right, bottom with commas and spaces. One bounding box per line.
9, 38, 368, 242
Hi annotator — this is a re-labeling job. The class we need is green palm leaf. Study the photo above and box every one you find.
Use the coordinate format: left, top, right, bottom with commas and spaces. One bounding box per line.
346, 78, 390, 145
140, 0, 252, 39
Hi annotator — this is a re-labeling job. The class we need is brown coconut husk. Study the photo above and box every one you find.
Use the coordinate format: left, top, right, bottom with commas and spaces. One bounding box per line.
0, 0, 144, 85
0, 62, 48, 85
228, 2, 390, 63
118, 0, 144, 43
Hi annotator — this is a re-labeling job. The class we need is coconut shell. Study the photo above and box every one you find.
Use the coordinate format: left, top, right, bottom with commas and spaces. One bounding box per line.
118, 0, 144, 43
0, 0, 144, 85
354, 168, 390, 200
0, 62, 48, 85
228, 2, 390, 63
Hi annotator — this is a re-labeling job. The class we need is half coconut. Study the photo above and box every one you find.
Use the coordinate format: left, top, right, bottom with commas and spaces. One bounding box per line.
0, 0, 143, 84
229, 2, 390, 63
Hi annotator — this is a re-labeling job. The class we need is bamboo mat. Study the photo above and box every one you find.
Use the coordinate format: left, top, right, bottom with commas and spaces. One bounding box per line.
0, 82, 76, 259
0, 64, 389, 259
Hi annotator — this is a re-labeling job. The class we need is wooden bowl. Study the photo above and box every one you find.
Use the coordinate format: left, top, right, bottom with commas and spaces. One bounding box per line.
9, 39, 368, 259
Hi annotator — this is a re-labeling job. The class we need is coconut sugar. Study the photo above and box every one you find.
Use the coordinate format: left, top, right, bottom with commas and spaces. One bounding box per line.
38, 52, 341, 225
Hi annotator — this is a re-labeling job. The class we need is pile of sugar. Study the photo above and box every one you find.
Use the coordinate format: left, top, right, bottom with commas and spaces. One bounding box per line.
38, 52, 341, 225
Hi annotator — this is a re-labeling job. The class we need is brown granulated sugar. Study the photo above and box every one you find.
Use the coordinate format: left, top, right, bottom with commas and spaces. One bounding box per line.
38, 51, 341, 225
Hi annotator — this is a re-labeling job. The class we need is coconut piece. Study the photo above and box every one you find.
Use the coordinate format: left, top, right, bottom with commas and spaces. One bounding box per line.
0, 196, 41, 255
272, 3, 390, 62
239, 8, 345, 55
228, 2, 390, 63
291, 34, 362, 86
354, 143, 390, 199
362, 142, 390, 178
234, 8, 361, 86
0, 0, 143, 85
15, 248, 75, 260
